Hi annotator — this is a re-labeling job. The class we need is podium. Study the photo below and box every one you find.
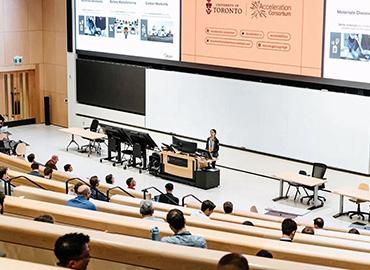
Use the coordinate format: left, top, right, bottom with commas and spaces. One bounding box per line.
158, 150, 220, 190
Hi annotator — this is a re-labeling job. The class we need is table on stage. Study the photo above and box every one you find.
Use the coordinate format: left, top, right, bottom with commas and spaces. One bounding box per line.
59, 127, 107, 157
332, 187, 370, 219
273, 172, 327, 210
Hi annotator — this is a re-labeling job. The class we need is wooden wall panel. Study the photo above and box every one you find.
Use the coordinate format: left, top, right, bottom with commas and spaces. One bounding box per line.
0, 0, 68, 127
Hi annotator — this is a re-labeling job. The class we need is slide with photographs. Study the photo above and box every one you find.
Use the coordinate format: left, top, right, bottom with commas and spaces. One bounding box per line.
75, 0, 180, 61
324, 0, 370, 83
181, 0, 324, 77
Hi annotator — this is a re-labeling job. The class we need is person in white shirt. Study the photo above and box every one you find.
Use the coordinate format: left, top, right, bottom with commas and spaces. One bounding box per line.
140, 200, 165, 222
191, 200, 216, 219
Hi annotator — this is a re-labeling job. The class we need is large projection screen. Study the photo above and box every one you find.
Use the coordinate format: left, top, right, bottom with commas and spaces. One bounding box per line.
323, 0, 370, 84
75, 0, 181, 61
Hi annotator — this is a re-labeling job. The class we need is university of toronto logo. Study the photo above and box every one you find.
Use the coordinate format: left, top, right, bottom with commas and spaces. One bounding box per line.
251, 1, 267, 18
206, 0, 212, 14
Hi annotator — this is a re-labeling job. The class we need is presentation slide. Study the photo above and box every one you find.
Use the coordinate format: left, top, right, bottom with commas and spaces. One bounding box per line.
75, 0, 180, 61
181, 0, 324, 77
323, 0, 370, 83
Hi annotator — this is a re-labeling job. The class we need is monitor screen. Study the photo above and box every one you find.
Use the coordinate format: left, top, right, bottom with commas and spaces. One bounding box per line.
172, 136, 197, 153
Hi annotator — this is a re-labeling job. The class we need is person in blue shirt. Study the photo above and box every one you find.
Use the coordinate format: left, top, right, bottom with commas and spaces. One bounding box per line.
66, 185, 96, 211
161, 209, 207, 248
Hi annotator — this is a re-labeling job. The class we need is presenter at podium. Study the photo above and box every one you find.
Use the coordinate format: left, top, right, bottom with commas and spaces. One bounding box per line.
206, 129, 219, 168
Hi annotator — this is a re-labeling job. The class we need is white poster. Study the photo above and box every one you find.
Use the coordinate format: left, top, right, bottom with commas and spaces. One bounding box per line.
323, 0, 370, 83
75, 0, 180, 61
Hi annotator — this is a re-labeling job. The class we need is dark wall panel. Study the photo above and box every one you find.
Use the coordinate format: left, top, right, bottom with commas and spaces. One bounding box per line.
76, 59, 145, 115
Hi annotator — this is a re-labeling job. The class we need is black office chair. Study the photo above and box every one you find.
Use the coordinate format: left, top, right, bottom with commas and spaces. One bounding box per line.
80, 119, 106, 155
300, 163, 327, 205
285, 170, 310, 201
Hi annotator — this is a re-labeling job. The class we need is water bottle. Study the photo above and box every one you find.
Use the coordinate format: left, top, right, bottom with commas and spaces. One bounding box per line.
150, 227, 160, 241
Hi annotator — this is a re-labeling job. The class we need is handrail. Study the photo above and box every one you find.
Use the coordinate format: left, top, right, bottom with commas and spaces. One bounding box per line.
106, 186, 135, 198
181, 194, 202, 207
6, 176, 46, 196
65, 177, 108, 201
141, 186, 179, 205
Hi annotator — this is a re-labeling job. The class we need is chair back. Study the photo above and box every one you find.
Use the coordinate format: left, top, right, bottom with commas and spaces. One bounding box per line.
311, 163, 327, 179
90, 119, 99, 132
358, 183, 369, 191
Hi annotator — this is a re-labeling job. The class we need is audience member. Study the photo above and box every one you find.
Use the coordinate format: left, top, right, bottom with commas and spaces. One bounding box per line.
54, 233, 90, 270
217, 253, 249, 270
280, 218, 297, 242
348, 228, 360, 235
27, 153, 36, 163
64, 164, 73, 173
139, 200, 165, 222
314, 217, 324, 229
45, 155, 59, 170
126, 177, 136, 190
34, 214, 54, 224
158, 183, 179, 205
302, 226, 315, 235
256, 249, 273, 258
66, 185, 96, 211
242, 221, 254, 226
44, 167, 53, 179
68, 182, 83, 196
89, 176, 107, 201
105, 174, 115, 185
0, 192, 5, 215
0, 166, 8, 180
161, 209, 207, 248
29, 162, 42, 177
223, 201, 233, 214
191, 200, 216, 219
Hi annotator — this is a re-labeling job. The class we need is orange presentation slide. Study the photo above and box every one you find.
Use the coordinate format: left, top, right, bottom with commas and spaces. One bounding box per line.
182, 0, 324, 77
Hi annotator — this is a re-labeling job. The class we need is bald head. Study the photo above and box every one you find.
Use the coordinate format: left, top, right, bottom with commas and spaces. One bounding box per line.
77, 185, 91, 198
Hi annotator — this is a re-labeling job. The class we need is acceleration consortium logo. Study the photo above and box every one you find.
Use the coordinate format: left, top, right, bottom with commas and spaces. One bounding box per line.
250, 0, 292, 18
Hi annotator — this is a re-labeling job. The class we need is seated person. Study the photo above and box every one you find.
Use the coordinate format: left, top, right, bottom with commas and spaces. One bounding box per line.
105, 174, 115, 185
0, 192, 5, 215
256, 249, 273, 258
64, 164, 73, 173
54, 233, 90, 270
45, 155, 59, 170
34, 214, 54, 224
158, 183, 179, 205
302, 226, 315, 235
68, 182, 83, 196
27, 153, 36, 163
191, 200, 215, 219
280, 218, 297, 242
66, 185, 96, 211
161, 209, 207, 248
89, 176, 107, 201
223, 201, 233, 214
29, 162, 42, 177
126, 177, 136, 190
242, 221, 254, 226
348, 228, 360, 235
313, 217, 324, 229
44, 167, 53, 179
217, 253, 249, 270
140, 200, 164, 222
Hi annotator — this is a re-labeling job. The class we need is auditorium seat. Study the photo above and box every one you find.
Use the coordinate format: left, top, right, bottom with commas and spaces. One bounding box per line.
0, 215, 344, 270
0, 257, 63, 270
3, 195, 370, 269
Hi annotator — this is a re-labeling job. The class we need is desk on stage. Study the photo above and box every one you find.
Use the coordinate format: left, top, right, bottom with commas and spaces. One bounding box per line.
273, 172, 327, 210
60, 127, 107, 157
158, 150, 220, 190
332, 188, 370, 219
